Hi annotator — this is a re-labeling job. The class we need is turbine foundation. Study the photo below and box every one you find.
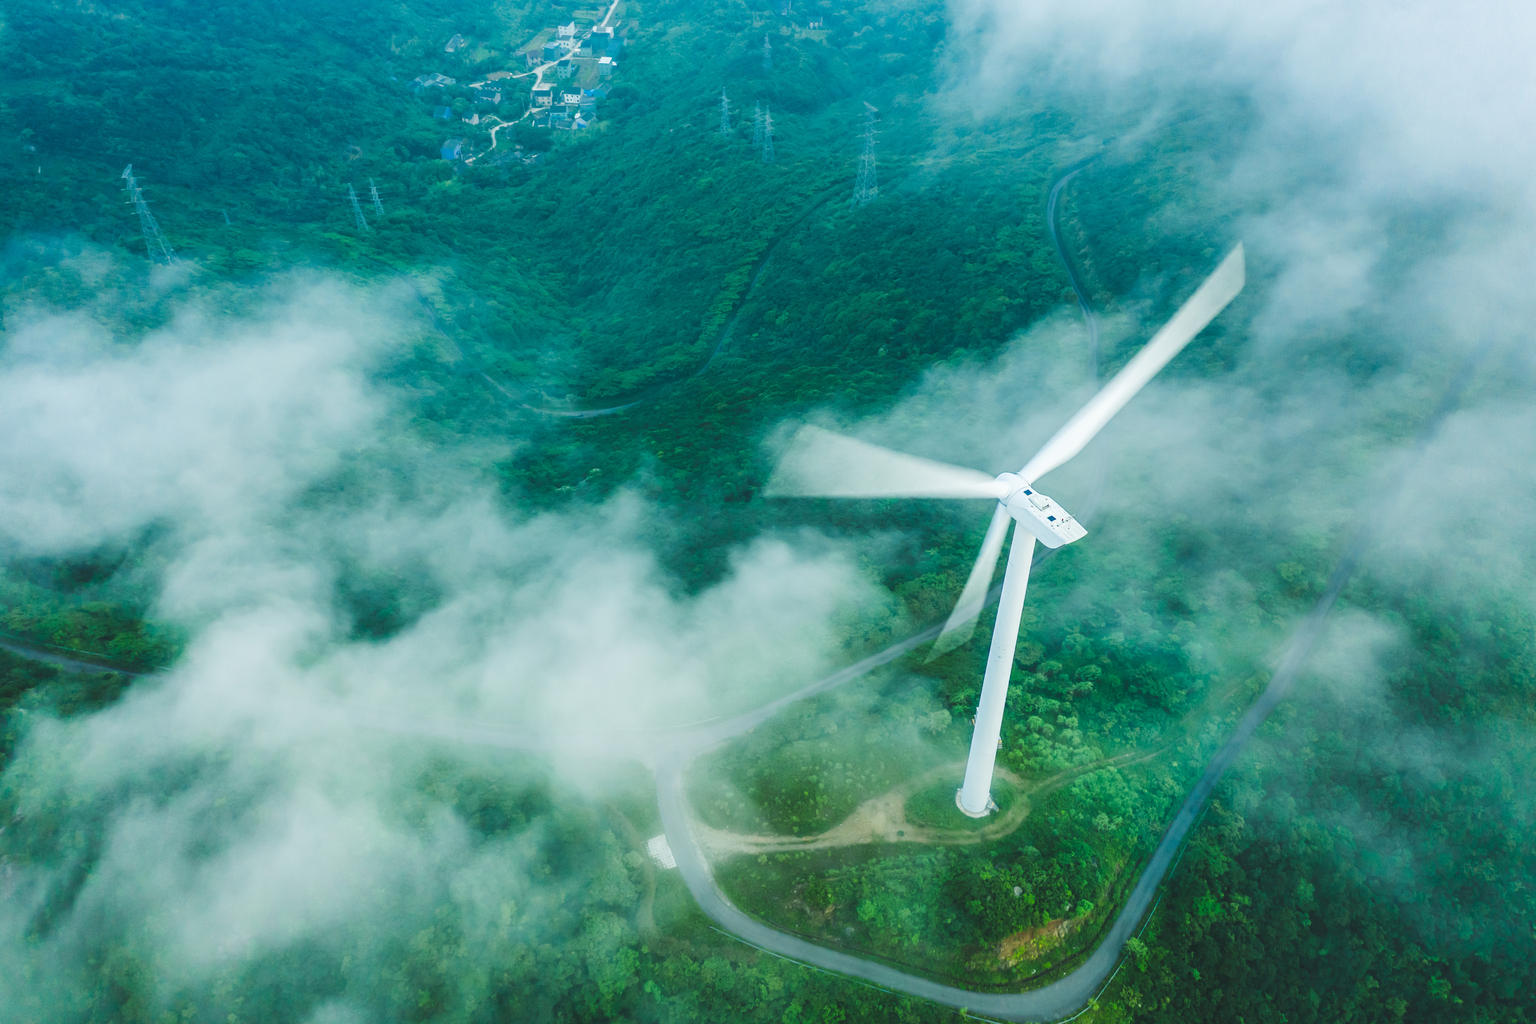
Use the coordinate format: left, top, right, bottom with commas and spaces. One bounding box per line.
955, 788, 997, 819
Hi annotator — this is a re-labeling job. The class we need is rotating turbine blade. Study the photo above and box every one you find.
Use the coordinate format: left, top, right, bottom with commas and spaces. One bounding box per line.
764, 425, 1007, 499
1019, 244, 1246, 483
928, 503, 1013, 660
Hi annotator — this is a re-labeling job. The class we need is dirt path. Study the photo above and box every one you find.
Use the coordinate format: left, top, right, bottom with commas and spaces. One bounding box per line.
693, 756, 1119, 859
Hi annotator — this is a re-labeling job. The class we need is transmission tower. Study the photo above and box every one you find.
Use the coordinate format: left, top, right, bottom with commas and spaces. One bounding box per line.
752, 101, 763, 145
368, 178, 385, 216
719, 87, 733, 137
763, 34, 772, 72
346, 183, 370, 233
853, 107, 879, 206
762, 104, 775, 164
120, 165, 177, 265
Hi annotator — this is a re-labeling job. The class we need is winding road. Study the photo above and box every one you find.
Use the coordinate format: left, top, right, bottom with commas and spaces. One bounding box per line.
4, 165, 1487, 1020
644, 168, 1485, 1020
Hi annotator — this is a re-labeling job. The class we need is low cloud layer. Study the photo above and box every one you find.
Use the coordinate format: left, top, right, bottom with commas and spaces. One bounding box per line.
913, 0, 1536, 951
0, 267, 886, 1016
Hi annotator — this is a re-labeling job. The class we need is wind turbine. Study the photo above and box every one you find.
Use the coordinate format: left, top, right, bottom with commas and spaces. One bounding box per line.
766, 245, 1245, 817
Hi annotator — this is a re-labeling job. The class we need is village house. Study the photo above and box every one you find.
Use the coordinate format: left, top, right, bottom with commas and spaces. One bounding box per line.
410, 72, 456, 92
556, 58, 575, 79
599, 55, 614, 77
444, 33, 467, 52
440, 138, 465, 160
432, 105, 454, 119
531, 83, 554, 107
468, 82, 501, 104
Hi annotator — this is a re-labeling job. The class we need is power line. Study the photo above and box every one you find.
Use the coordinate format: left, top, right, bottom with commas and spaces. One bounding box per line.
853, 104, 879, 206
120, 164, 177, 265
346, 182, 370, 233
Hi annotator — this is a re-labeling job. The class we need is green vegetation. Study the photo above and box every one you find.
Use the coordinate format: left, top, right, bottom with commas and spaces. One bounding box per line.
903, 775, 1015, 831
0, 568, 181, 672
0, 0, 1532, 1020
0, 648, 134, 766
690, 673, 961, 834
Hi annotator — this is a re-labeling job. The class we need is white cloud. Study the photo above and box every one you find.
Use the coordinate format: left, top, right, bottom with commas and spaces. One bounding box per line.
0, 272, 887, 1013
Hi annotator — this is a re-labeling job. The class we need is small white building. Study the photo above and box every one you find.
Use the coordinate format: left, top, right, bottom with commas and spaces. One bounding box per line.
645, 835, 677, 870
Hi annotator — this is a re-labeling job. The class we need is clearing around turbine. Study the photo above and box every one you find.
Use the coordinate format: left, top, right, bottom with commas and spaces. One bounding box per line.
766, 244, 1246, 818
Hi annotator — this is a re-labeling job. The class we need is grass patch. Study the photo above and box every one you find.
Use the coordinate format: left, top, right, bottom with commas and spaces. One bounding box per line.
904, 775, 1017, 832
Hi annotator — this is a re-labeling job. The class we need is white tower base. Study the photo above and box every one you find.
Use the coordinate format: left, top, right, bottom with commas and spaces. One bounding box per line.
956, 530, 1036, 816
956, 788, 997, 819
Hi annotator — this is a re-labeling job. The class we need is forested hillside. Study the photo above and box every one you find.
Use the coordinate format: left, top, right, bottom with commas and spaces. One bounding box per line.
0, 0, 1531, 1022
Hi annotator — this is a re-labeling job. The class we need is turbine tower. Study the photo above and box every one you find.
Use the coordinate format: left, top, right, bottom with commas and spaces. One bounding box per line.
719, 86, 734, 137
763, 34, 773, 72
853, 103, 878, 206
762, 104, 775, 163
765, 246, 1247, 817
346, 183, 370, 233
120, 165, 177, 265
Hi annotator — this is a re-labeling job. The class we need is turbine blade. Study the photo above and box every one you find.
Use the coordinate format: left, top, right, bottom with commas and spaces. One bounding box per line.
1020, 243, 1245, 482
764, 426, 1008, 499
928, 504, 1013, 660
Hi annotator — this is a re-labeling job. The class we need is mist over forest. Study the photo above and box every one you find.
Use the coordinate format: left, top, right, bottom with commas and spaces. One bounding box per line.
0, 0, 1532, 1021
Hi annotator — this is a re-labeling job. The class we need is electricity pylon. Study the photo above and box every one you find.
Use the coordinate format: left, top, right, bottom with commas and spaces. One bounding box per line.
368, 178, 385, 216
346, 183, 370, 233
120, 165, 177, 265
763, 35, 772, 72
853, 106, 879, 206
762, 104, 775, 164
719, 87, 733, 137
752, 101, 763, 145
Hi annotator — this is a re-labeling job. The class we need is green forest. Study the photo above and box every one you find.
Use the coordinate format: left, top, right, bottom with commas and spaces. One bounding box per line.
0, 0, 1532, 1021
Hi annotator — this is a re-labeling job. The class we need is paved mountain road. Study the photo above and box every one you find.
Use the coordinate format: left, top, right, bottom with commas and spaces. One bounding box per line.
2, 163, 1485, 1020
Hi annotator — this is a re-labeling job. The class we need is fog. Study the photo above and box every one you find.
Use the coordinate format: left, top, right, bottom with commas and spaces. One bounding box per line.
909, 0, 1536, 949
3, 0, 1535, 1015
0, 270, 889, 1018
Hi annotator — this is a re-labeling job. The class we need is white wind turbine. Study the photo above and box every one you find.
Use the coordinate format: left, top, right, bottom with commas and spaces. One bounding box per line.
766, 246, 1245, 817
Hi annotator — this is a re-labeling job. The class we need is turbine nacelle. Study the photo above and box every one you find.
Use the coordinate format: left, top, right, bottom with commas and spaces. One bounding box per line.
993, 473, 1086, 550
